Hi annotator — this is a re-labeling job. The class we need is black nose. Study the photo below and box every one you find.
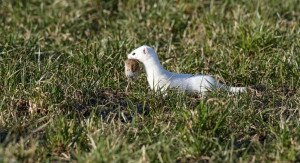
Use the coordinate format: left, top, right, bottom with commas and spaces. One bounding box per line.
132, 53, 135, 55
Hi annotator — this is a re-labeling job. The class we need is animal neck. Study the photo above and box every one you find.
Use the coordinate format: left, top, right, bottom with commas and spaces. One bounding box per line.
142, 57, 171, 90
143, 57, 168, 75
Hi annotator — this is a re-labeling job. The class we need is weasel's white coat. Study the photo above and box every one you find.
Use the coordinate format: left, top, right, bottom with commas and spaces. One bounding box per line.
127, 45, 246, 93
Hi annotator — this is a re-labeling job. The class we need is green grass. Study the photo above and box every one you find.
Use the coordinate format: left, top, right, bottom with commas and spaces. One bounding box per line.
0, 0, 299, 162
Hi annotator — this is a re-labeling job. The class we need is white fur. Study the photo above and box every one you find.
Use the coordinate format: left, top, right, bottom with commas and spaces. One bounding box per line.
127, 45, 246, 93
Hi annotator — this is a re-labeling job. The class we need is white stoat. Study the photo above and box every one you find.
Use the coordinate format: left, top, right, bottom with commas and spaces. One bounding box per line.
127, 45, 246, 94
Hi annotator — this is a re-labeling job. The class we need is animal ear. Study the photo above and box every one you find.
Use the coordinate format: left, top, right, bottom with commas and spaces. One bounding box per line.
143, 47, 149, 54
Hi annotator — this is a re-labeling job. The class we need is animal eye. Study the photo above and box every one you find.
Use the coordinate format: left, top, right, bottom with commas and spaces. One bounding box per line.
132, 53, 135, 55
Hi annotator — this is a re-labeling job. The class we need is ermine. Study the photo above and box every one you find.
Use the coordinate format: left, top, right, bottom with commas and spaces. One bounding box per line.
126, 45, 247, 94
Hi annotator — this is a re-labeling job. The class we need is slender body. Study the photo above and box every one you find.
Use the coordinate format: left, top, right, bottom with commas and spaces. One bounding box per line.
127, 45, 246, 93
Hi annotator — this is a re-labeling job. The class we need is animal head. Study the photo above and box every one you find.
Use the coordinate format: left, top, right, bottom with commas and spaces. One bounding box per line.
127, 45, 158, 63
124, 59, 141, 79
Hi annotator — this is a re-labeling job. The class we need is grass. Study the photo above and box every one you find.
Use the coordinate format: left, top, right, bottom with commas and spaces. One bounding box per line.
0, 0, 299, 162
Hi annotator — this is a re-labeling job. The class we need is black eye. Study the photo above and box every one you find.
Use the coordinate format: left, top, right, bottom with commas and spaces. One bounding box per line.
132, 53, 135, 55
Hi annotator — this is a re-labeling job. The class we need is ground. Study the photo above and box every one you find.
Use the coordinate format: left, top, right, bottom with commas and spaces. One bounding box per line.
0, 0, 299, 162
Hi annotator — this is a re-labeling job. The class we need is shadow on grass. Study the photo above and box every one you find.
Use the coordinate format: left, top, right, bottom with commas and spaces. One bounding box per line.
0, 129, 8, 143
66, 88, 150, 123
